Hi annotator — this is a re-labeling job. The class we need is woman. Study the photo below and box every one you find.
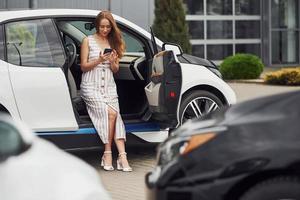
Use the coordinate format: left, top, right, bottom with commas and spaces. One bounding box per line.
80, 10, 132, 172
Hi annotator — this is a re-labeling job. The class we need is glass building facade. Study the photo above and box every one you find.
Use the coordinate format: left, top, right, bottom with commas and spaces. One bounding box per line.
1, 0, 299, 66
183, 0, 300, 67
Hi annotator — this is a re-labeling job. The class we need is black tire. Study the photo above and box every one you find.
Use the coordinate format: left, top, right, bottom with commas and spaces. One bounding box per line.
179, 90, 223, 125
240, 176, 300, 200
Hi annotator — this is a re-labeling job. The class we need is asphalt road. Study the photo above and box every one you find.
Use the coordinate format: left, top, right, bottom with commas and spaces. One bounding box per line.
74, 82, 300, 200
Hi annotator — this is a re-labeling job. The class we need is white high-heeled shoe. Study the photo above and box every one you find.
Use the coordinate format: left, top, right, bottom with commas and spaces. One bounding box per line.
101, 151, 114, 171
117, 152, 132, 172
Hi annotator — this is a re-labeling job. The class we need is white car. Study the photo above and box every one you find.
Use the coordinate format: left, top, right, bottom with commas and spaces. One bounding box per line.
0, 9, 236, 150
0, 113, 111, 200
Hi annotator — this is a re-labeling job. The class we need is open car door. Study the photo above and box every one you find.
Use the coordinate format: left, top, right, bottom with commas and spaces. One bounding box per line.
5, 18, 78, 131
144, 50, 182, 128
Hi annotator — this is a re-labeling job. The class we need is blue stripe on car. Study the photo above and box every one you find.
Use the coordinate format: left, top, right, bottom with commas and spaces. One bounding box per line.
36, 122, 161, 136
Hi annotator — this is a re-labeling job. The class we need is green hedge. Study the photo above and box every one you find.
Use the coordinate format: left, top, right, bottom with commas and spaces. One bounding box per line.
220, 54, 264, 80
264, 68, 300, 85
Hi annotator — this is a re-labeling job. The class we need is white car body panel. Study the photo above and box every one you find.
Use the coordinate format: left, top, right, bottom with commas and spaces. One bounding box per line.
131, 130, 169, 143
180, 63, 237, 105
8, 63, 78, 131
0, 139, 110, 200
174, 63, 237, 126
0, 60, 19, 117
0, 114, 110, 200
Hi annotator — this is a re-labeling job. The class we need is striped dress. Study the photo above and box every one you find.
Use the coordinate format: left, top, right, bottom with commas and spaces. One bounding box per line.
80, 35, 126, 144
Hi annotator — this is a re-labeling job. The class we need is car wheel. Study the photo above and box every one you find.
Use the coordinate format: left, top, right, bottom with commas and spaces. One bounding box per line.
179, 90, 223, 125
239, 176, 300, 200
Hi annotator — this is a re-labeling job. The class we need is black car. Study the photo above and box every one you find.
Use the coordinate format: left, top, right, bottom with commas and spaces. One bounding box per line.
146, 90, 300, 200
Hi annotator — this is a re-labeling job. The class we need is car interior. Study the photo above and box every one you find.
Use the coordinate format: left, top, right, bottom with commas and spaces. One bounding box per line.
55, 19, 153, 127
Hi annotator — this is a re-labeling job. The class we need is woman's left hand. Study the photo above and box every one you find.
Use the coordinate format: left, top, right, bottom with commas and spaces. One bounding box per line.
109, 50, 119, 73
108, 50, 118, 64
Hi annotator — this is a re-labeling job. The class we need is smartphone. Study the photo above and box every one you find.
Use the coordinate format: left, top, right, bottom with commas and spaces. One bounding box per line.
103, 48, 113, 54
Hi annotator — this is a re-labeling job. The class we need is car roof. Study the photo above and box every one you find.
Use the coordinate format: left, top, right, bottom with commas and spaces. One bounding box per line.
0, 9, 163, 46
0, 9, 100, 22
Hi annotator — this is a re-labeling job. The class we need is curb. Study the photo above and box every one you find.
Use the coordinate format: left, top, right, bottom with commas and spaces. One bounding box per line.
225, 79, 265, 84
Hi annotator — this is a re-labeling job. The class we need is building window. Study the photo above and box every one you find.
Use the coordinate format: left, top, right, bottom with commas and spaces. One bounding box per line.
235, 0, 260, 15
207, 44, 233, 60
236, 21, 260, 38
188, 21, 204, 39
271, 0, 299, 64
207, 0, 232, 15
185, 0, 261, 62
207, 21, 232, 39
236, 44, 261, 57
272, 31, 299, 64
272, 0, 298, 29
183, 0, 203, 15
192, 45, 204, 58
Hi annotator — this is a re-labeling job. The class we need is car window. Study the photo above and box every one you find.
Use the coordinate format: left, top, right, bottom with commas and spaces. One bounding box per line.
122, 31, 144, 54
5, 19, 65, 67
70, 21, 96, 36
57, 20, 145, 55
56, 20, 93, 45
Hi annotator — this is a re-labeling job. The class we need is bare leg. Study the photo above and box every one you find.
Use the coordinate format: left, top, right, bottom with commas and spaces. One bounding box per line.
115, 138, 131, 169
107, 106, 131, 170
103, 106, 117, 166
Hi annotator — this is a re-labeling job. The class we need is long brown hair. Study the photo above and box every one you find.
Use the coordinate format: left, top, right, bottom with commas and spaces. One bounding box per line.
95, 10, 125, 58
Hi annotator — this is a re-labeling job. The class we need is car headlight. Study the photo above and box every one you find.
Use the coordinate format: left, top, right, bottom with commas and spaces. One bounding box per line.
157, 131, 218, 168
148, 126, 226, 185
181, 133, 216, 155
157, 136, 190, 167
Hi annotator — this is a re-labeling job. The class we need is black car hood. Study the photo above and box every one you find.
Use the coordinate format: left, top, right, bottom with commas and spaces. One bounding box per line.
156, 90, 300, 189
159, 90, 300, 187
178, 54, 217, 68
222, 90, 300, 126
177, 90, 300, 182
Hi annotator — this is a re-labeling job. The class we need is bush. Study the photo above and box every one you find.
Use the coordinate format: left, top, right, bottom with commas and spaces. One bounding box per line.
220, 54, 264, 80
264, 68, 300, 85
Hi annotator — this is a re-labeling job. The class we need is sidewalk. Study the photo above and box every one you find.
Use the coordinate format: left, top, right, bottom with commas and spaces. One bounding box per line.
226, 67, 300, 102
228, 82, 300, 103
76, 82, 300, 200
225, 67, 284, 84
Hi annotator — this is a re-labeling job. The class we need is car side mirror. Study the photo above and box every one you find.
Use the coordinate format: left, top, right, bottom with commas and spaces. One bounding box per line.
84, 22, 95, 31
162, 43, 183, 56
0, 114, 31, 163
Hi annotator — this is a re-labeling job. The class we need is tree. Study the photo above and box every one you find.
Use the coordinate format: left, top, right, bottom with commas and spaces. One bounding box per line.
152, 0, 192, 54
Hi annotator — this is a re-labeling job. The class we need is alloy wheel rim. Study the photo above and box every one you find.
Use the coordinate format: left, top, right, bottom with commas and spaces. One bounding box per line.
180, 97, 220, 125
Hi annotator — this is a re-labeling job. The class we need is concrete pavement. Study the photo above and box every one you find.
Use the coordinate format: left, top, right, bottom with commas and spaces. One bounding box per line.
75, 82, 300, 200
